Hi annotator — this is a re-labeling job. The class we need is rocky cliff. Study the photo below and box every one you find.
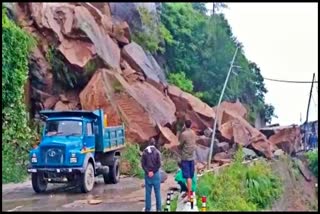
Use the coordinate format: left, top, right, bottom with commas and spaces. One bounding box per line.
4, 2, 299, 163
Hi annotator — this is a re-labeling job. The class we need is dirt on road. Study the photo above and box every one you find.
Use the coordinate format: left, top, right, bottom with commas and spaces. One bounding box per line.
2, 174, 177, 212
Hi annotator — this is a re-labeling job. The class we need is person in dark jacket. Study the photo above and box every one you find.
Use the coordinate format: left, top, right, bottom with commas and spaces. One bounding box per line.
141, 138, 162, 212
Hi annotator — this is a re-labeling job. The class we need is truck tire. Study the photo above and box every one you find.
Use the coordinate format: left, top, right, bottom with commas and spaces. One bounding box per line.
80, 162, 95, 193
31, 172, 47, 193
103, 171, 110, 184
109, 158, 120, 184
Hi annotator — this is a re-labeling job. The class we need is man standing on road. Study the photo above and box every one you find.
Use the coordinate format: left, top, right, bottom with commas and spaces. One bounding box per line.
178, 120, 197, 202
141, 138, 162, 212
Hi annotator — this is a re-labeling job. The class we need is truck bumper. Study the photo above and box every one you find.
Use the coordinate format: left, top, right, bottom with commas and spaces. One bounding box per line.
27, 167, 85, 174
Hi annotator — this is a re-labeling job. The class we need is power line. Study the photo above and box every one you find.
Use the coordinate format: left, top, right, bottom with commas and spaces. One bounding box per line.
264, 77, 318, 84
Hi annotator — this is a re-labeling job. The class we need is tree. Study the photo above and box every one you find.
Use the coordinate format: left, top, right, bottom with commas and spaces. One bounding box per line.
262, 104, 277, 124
212, 3, 228, 15
160, 3, 274, 122
192, 2, 208, 15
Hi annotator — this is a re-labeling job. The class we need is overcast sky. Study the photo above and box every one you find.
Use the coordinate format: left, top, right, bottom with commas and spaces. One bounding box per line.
206, 3, 318, 126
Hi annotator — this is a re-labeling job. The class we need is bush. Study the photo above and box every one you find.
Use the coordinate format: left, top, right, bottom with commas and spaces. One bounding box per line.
2, 8, 37, 183
196, 149, 282, 211
121, 143, 144, 179
163, 159, 178, 173
245, 160, 282, 209
305, 149, 318, 178
132, 6, 172, 54
168, 72, 204, 99
168, 72, 194, 93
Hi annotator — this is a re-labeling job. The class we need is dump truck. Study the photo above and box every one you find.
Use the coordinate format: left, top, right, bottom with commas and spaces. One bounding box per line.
27, 109, 125, 193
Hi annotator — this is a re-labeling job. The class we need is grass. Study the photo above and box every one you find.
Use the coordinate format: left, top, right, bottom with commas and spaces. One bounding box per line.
305, 149, 318, 178
161, 147, 179, 173
196, 148, 282, 211
112, 80, 124, 93
162, 195, 178, 211
120, 143, 144, 179
163, 159, 178, 173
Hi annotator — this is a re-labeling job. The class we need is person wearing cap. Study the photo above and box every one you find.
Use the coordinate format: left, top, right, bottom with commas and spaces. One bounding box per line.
141, 138, 162, 212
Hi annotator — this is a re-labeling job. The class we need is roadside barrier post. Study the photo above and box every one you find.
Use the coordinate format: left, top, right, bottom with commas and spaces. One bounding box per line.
164, 192, 171, 212
190, 191, 194, 210
201, 196, 207, 212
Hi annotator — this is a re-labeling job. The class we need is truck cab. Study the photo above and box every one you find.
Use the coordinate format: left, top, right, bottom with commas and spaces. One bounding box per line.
28, 109, 125, 193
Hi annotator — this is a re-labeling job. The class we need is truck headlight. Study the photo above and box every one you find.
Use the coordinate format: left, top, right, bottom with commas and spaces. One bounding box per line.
31, 153, 37, 163
70, 153, 77, 163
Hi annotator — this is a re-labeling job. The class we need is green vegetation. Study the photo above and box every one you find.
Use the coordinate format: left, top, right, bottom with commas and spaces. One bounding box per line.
161, 147, 179, 173
168, 72, 203, 99
121, 143, 144, 179
168, 72, 193, 93
163, 159, 178, 173
132, 6, 173, 54
162, 195, 178, 211
196, 149, 282, 211
2, 8, 37, 183
46, 46, 98, 90
305, 149, 318, 178
112, 80, 124, 93
159, 3, 275, 123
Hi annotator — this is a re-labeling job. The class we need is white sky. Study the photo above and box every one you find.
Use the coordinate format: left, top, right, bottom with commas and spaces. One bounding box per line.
206, 3, 318, 126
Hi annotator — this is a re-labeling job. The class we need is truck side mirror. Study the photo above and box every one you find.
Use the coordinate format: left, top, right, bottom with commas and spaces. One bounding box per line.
39, 114, 48, 121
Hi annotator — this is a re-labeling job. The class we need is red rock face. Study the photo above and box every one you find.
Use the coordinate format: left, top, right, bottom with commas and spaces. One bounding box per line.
217, 109, 273, 159
167, 85, 215, 132
79, 69, 157, 143
58, 39, 96, 68
10, 2, 278, 156
213, 100, 248, 127
268, 126, 301, 155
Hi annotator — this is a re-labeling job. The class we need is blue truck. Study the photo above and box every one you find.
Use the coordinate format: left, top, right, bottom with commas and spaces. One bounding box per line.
27, 109, 125, 193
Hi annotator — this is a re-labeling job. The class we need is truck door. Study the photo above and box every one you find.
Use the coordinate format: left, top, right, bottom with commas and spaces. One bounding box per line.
84, 122, 95, 152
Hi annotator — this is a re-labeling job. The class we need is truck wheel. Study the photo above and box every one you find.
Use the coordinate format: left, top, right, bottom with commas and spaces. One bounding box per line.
31, 172, 47, 193
80, 162, 95, 193
109, 158, 120, 184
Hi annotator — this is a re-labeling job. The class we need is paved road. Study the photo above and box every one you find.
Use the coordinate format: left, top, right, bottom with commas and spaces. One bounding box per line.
2, 175, 176, 212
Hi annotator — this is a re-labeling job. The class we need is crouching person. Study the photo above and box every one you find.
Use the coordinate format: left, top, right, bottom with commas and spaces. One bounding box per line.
141, 138, 162, 212
175, 162, 197, 194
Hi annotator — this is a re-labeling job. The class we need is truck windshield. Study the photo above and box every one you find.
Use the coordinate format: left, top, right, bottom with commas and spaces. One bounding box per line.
45, 120, 83, 136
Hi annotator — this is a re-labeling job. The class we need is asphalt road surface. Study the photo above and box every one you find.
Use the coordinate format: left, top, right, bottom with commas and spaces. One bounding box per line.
2, 175, 176, 212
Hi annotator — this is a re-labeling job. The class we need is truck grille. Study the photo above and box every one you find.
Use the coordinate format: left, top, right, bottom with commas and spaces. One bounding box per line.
41, 146, 65, 165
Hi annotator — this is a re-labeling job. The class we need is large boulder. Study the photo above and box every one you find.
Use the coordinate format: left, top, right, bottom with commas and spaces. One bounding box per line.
58, 39, 96, 68
219, 110, 273, 159
73, 6, 120, 69
109, 3, 159, 31
213, 152, 232, 165
122, 42, 167, 89
242, 148, 258, 160
80, 69, 176, 143
158, 124, 179, 149
261, 125, 302, 155
195, 144, 210, 163
79, 69, 157, 143
213, 100, 248, 127
167, 85, 215, 131
25, 3, 120, 69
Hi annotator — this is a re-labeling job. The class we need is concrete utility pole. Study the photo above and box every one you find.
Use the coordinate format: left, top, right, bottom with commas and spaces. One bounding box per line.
207, 47, 239, 169
303, 73, 315, 150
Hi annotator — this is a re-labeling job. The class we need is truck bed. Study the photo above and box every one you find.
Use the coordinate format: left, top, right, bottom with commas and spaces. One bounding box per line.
96, 125, 125, 153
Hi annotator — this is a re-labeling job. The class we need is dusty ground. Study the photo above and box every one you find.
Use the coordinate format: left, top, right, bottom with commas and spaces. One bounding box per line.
270, 155, 318, 211
2, 174, 177, 212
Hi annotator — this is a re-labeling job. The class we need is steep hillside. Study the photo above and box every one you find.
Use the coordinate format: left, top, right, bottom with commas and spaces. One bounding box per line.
2, 2, 277, 183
